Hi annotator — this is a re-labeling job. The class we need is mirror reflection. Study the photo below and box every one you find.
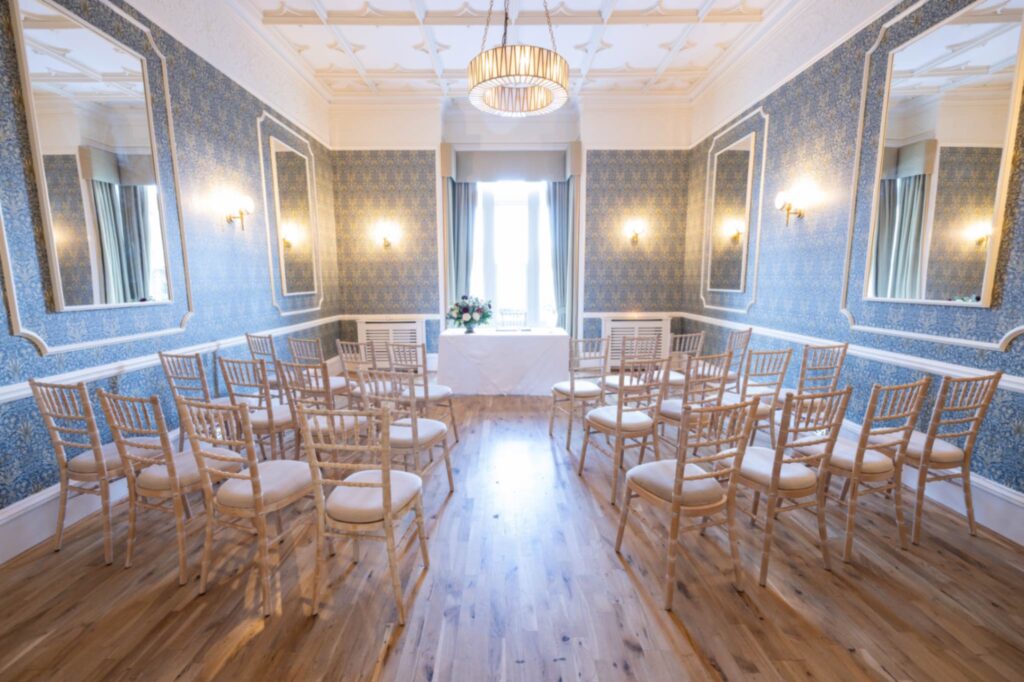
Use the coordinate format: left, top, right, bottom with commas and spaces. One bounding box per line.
868, 2, 1021, 303
270, 138, 316, 295
17, 0, 169, 308
708, 134, 754, 292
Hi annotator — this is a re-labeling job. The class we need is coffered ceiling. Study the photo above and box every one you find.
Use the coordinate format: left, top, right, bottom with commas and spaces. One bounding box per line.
231, 0, 797, 102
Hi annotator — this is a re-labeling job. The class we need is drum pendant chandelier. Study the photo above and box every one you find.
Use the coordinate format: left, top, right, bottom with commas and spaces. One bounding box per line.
467, 0, 569, 117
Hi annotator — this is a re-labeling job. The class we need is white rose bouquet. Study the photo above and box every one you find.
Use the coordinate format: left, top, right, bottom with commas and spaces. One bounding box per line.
447, 295, 493, 333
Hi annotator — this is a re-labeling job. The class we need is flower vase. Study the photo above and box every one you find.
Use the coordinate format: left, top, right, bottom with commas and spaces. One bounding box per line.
464, 322, 476, 334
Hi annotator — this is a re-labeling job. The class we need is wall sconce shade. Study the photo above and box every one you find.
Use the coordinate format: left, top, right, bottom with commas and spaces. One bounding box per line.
624, 218, 647, 245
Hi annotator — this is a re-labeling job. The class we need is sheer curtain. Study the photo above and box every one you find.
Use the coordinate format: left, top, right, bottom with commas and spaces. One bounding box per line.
447, 179, 477, 300
92, 180, 128, 303
548, 179, 572, 332
120, 184, 152, 301
887, 174, 926, 299
872, 178, 898, 297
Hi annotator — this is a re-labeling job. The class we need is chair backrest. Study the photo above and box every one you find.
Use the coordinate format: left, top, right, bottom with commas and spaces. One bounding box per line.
853, 377, 930, 469
670, 332, 705, 370
673, 397, 760, 507
569, 337, 610, 386
610, 356, 669, 426
498, 309, 527, 328
387, 341, 427, 375
296, 404, 396, 524
355, 369, 418, 420
738, 348, 792, 404
30, 379, 105, 476
336, 340, 377, 374
622, 335, 659, 363
98, 391, 177, 492
798, 343, 848, 395
279, 359, 333, 411
159, 351, 213, 402
178, 398, 263, 510
682, 351, 731, 407
776, 387, 853, 474
925, 372, 1001, 462
288, 336, 324, 365
219, 356, 274, 410
246, 333, 278, 369
725, 327, 752, 378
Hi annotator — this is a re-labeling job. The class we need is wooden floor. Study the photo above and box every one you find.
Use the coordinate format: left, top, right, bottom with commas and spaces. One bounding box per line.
1, 397, 1022, 681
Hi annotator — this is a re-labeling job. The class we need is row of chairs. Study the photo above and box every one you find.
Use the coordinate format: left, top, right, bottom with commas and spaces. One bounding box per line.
30, 332, 459, 620
549, 331, 1001, 609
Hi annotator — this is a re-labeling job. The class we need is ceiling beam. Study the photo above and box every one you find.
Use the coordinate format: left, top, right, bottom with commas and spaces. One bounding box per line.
409, 0, 449, 96
261, 4, 763, 27
308, 0, 377, 92
644, 0, 717, 89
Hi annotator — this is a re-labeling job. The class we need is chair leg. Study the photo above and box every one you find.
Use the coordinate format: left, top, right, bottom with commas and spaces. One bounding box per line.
415, 498, 430, 568
912, 461, 928, 545
839, 478, 851, 503
311, 520, 325, 617
758, 495, 778, 587
615, 489, 633, 553
54, 476, 69, 552
565, 400, 575, 451
199, 504, 215, 595
816, 479, 832, 572
100, 479, 114, 565
892, 472, 908, 550
728, 497, 744, 593
638, 434, 649, 465
963, 470, 978, 537
578, 426, 591, 476
610, 437, 624, 506
768, 413, 778, 448
664, 509, 682, 611
447, 398, 460, 444
548, 395, 556, 437
172, 495, 188, 586
442, 438, 455, 494
254, 514, 273, 617
384, 522, 406, 625
842, 480, 860, 563
751, 490, 761, 520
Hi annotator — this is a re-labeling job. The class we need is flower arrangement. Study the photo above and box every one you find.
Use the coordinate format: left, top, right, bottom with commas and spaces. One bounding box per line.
447, 295, 493, 333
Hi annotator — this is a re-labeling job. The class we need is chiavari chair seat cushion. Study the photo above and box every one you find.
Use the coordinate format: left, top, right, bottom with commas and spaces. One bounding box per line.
67, 438, 162, 475
724, 446, 817, 490
720, 392, 773, 418
892, 431, 964, 464
136, 446, 242, 491
552, 379, 602, 398
329, 376, 350, 393
659, 398, 684, 421
803, 436, 893, 474
586, 405, 653, 432
326, 469, 422, 525
216, 460, 312, 508
248, 401, 295, 430
626, 460, 724, 506
402, 383, 453, 400
307, 413, 369, 434
600, 374, 640, 389
666, 370, 686, 386
389, 417, 448, 448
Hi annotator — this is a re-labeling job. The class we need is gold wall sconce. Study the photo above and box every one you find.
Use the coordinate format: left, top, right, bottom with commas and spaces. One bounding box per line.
226, 195, 255, 230
624, 218, 647, 245
723, 218, 745, 242
967, 221, 992, 247
375, 220, 400, 249
774, 191, 804, 226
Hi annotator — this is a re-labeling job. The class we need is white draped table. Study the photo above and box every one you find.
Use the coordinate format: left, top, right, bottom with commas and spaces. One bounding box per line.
436, 327, 569, 396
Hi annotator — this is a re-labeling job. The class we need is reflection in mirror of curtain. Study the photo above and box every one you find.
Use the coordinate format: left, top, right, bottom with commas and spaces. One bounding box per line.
270, 138, 316, 295
15, 0, 170, 309
708, 134, 754, 292
867, 3, 1021, 304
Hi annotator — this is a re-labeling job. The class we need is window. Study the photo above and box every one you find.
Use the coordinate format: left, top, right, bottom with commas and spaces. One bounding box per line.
469, 181, 557, 327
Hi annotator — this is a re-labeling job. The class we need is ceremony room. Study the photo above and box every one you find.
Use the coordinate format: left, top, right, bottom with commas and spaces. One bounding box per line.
2, 0, 1024, 679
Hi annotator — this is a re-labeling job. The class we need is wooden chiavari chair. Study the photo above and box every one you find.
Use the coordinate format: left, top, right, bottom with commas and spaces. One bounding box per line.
657, 352, 731, 449
386, 341, 460, 445
246, 332, 282, 399
578, 357, 669, 505
601, 334, 660, 401
178, 398, 313, 617
159, 351, 228, 450
296, 404, 429, 622
219, 356, 298, 460
98, 391, 241, 584
733, 387, 851, 586
723, 349, 792, 446
31, 379, 158, 564
906, 372, 1001, 544
549, 337, 610, 449
723, 327, 752, 392
813, 378, 929, 562
286, 338, 350, 399
797, 342, 848, 394
665, 331, 706, 396
335, 340, 377, 407
616, 396, 760, 610
355, 369, 454, 494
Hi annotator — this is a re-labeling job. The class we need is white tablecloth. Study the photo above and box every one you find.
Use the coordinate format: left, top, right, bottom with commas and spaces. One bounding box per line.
436, 328, 569, 396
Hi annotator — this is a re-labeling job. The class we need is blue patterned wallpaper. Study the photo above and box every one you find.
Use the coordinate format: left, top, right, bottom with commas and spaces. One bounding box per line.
584, 150, 688, 312
925, 146, 1001, 301
333, 150, 439, 314
41, 154, 93, 307
678, 0, 1024, 492
0, 0, 344, 508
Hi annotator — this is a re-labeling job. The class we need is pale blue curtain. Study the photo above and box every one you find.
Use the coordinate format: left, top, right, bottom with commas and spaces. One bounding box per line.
120, 185, 152, 301
887, 174, 926, 299
447, 179, 477, 301
547, 178, 573, 332
872, 178, 898, 297
92, 180, 128, 303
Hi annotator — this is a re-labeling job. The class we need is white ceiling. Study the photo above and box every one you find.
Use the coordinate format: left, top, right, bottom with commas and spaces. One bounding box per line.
234, 0, 796, 102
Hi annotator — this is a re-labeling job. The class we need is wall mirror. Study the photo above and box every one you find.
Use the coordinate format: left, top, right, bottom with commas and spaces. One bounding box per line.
865, 4, 1023, 306
12, 0, 172, 310
269, 137, 316, 296
707, 133, 755, 292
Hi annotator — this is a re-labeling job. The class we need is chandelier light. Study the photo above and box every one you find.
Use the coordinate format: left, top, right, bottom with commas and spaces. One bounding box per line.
468, 0, 569, 117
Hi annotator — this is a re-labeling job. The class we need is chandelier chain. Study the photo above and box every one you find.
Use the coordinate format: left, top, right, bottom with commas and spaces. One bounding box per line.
501, 0, 511, 47
543, 0, 557, 53
480, 0, 495, 53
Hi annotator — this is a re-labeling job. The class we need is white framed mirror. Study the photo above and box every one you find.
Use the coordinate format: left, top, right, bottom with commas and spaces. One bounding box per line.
269, 137, 317, 296
864, 2, 1024, 306
11, 0, 172, 310
707, 133, 755, 293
